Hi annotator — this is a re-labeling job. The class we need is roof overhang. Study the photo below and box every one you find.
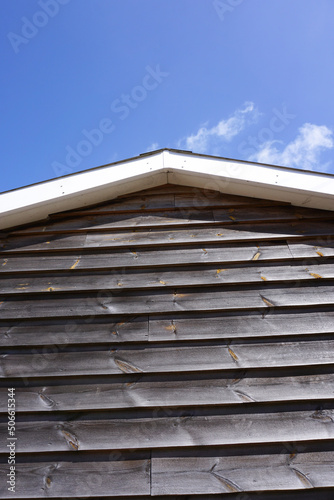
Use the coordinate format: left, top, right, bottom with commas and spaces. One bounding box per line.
1, 149, 334, 230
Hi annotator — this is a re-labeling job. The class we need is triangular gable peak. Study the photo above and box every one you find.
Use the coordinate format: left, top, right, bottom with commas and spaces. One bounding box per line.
1, 149, 334, 231
49, 183, 291, 218
2, 184, 333, 256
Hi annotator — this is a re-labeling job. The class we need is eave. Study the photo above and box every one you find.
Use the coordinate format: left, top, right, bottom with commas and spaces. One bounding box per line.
0, 149, 334, 231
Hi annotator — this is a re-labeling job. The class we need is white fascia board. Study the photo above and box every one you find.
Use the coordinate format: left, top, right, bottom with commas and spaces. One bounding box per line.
1, 149, 334, 231
164, 151, 334, 211
0, 153, 166, 230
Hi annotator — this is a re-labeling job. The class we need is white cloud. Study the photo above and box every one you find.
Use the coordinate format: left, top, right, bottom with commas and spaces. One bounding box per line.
181, 102, 260, 153
249, 123, 334, 171
146, 142, 160, 152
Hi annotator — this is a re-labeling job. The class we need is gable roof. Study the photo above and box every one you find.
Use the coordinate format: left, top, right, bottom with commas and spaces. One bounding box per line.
1, 148, 334, 230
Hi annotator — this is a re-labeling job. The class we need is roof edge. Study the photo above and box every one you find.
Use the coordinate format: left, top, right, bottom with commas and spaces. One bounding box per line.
1, 149, 334, 231
0, 152, 167, 231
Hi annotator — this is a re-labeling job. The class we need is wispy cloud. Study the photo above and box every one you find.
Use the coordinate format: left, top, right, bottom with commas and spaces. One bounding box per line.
146, 142, 160, 152
179, 102, 260, 153
249, 123, 334, 171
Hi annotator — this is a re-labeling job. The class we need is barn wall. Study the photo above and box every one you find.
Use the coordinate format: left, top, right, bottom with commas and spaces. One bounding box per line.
0, 183, 334, 498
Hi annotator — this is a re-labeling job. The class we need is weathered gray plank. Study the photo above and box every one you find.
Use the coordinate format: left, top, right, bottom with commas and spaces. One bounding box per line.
0, 233, 87, 253
12, 206, 332, 235
149, 310, 334, 340
288, 238, 334, 259
12, 209, 217, 234
1, 453, 333, 498
69, 192, 176, 213
0, 316, 148, 347
131, 183, 200, 195
1, 240, 333, 274
1, 410, 333, 453
2, 221, 334, 253
2, 340, 334, 378
83, 221, 334, 248
0, 243, 293, 273
118, 183, 203, 195
1, 263, 333, 295
151, 452, 334, 495
1, 284, 334, 318
0, 459, 150, 498
1, 309, 332, 348
212, 205, 333, 223
4, 373, 334, 412
174, 191, 289, 209
58, 189, 288, 216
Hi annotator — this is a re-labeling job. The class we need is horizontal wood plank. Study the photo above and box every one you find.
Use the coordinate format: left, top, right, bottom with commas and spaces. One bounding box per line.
0, 243, 295, 274
0, 459, 150, 498
55, 189, 289, 216
3, 373, 333, 412
11, 206, 333, 235
149, 309, 334, 340
1, 262, 334, 295
1, 308, 333, 348
12, 209, 216, 233
74, 192, 176, 212
0, 317, 148, 347
174, 192, 289, 209
2, 221, 334, 253
1, 411, 333, 453
288, 238, 334, 259
151, 451, 334, 495
1, 240, 334, 274
2, 340, 334, 378
1, 453, 333, 498
1, 284, 334, 318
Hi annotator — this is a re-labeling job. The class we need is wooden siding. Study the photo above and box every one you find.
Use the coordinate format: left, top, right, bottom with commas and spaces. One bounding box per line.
0, 183, 334, 499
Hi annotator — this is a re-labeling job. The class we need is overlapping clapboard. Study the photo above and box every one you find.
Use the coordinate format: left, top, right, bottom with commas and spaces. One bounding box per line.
0, 184, 334, 499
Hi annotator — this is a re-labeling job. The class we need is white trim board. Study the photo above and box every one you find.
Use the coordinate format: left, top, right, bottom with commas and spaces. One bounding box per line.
0, 149, 334, 230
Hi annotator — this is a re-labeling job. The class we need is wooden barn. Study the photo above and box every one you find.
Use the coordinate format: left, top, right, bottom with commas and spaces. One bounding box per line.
0, 149, 334, 499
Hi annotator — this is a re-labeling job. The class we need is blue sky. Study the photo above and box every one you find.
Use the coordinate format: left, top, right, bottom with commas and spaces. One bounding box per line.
1, 0, 334, 192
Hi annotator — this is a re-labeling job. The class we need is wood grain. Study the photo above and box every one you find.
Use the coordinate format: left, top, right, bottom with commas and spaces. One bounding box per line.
151, 451, 334, 495
0, 316, 148, 347
1, 240, 333, 274
1, 410, 333, 453
2, 308, 333, 348
2, 340, 334, 378
0, 459, 150, 498
1, 452, 333, 498
11, 205, 333, 235
149, 309, 334, 340
0, 242, 293, 273
1, 220, 334, 253
1, 262, 333, 295
53, 188, 289, 216
3, 373, 333, 413
1, 283, 334, 318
